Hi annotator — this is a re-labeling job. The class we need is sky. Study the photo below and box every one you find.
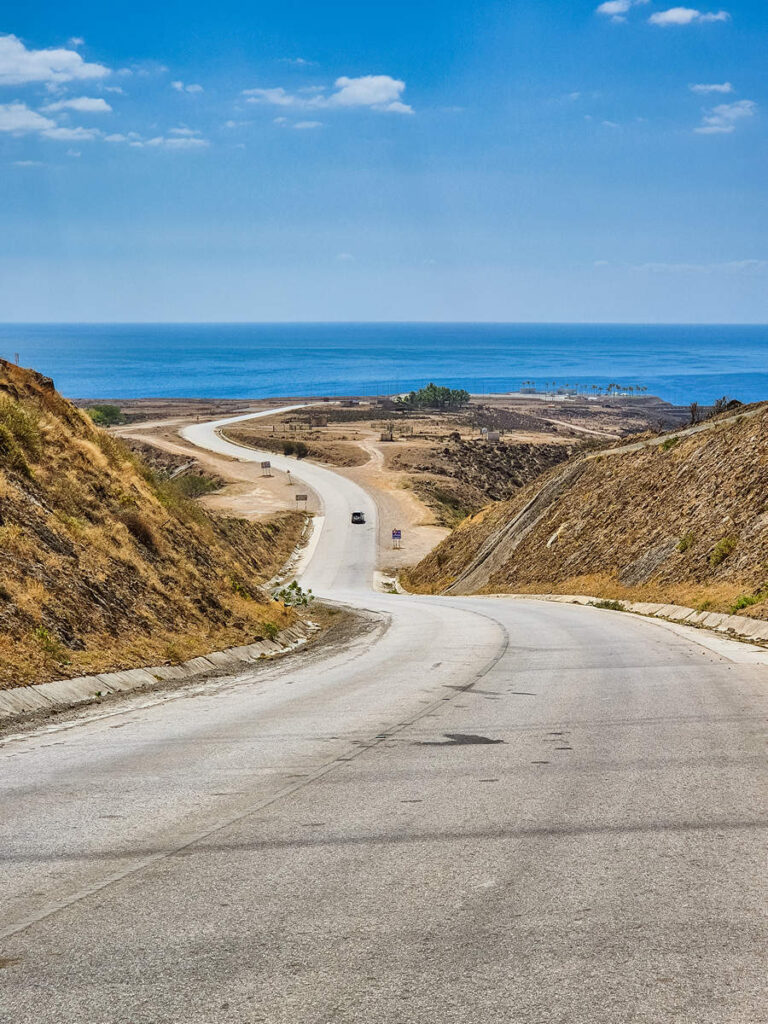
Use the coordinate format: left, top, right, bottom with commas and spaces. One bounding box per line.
1, 1, 766, 322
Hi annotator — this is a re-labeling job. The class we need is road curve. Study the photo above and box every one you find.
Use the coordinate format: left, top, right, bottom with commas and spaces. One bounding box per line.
1, 410, 767, 1024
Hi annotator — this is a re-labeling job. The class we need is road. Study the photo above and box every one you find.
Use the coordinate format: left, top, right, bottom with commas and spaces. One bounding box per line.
1, 410, 767, 1023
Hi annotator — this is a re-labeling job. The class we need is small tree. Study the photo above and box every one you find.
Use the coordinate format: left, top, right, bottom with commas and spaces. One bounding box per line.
86, 404, 127, 426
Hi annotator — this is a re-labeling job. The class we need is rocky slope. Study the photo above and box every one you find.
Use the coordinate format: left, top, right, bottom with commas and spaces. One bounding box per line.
0, 360, 304, 688
391, 437, 582, 525
403, 405, 768, 618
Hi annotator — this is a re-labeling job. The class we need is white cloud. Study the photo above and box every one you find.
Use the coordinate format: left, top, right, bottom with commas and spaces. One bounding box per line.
595, 0, 649, 22
169, 126, 202, 136
41, 125, 100, 141
135, 135, 209, 149
690, 81, 733, 94
0, 33, 109, 85
649, 7, 730, 25
294, 120, 323, 129
0, 101, 55, 133
68, 37, 85, 47
696, 98, 756, 133
43, 96, 112, 113
13, 159, 43, 166
279, 57, 315, 66
328, 75, 410, 112
171, 80, 204, 94
245, 87, 297, 107
244, 74, 413, 114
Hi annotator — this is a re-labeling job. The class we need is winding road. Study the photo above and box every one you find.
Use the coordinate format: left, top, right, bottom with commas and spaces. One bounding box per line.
2, 409, 767, 1023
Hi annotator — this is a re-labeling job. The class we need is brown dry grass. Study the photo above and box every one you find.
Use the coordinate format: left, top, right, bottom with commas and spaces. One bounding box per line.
0, 359, 306, 688
224, 427, 369, 467
405, 405, 768, 618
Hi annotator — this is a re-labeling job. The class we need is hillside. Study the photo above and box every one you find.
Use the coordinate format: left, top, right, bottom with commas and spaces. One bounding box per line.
403, 405, 768, 618
0, 360, 305, 688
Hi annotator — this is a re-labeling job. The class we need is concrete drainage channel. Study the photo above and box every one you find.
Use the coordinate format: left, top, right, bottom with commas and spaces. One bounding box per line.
0, 620, 319, 725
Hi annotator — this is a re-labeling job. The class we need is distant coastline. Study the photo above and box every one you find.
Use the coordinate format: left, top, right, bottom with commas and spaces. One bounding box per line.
1, 322, 766, 406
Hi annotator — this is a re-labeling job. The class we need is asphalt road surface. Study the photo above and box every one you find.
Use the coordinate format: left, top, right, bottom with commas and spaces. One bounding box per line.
1, 411, 767, 1023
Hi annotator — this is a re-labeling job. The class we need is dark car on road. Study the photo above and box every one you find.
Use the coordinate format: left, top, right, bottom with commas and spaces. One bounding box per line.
351, 511, 366, 524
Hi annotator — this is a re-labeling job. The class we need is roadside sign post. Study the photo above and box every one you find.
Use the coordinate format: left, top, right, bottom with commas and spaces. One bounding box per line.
286, 470, 292, 486
296, 493, 308, 508
392, 529, 402, 549
261, 460, 272, 477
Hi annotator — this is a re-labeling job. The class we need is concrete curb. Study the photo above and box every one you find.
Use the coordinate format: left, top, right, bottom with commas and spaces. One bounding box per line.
493, 593, 768, 646
0, 620, 318, 724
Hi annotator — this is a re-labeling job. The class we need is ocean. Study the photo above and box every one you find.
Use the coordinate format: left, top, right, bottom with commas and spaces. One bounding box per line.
0, 323, 766, 406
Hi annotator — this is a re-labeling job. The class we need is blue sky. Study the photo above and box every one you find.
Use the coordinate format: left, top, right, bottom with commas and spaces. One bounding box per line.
1, 1, 766, 322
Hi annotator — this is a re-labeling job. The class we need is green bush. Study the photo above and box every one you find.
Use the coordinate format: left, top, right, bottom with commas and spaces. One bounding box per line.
282, 440, 296, 456
710, 536, 737, 567
262, 620, 279, 640
86, 404, 127, 426
294, 441, 309, 459
730, 587, 766, 613
659, 437, 679, 452
395, 383, 471, 412
272, 580, 314, 606
677, 532, 695, 553
589, 599, 626, 612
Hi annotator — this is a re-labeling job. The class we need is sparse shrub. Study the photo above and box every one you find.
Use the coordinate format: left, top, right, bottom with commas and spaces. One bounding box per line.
56, 513, 86, 536
294, 441, 309, 459
589, 599, 626, 612
272, 580, 313, 606
262, 620, 279, 640
0, 397, 42, 459
282, 440, 296, 456
659, 437, 679, 452
710, 536, 737, 567
32, 626, 70, 664
677, 532, 695, 553
171, 473, 220, 498
230, 577, 256, 600
164, 642, 184, 664
0, 423, 31, 477
730, 587, 767, 614
153, 478, 207, 525
0, 582, 11, 601
94, 429, 128, 467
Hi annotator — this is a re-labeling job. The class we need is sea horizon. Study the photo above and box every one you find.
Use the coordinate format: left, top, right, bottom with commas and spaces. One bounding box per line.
1, 321, 766, 406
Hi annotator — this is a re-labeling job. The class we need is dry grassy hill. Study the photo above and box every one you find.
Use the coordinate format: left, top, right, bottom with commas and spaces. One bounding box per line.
0, 360, 305, 688
403, 404, 768, 618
